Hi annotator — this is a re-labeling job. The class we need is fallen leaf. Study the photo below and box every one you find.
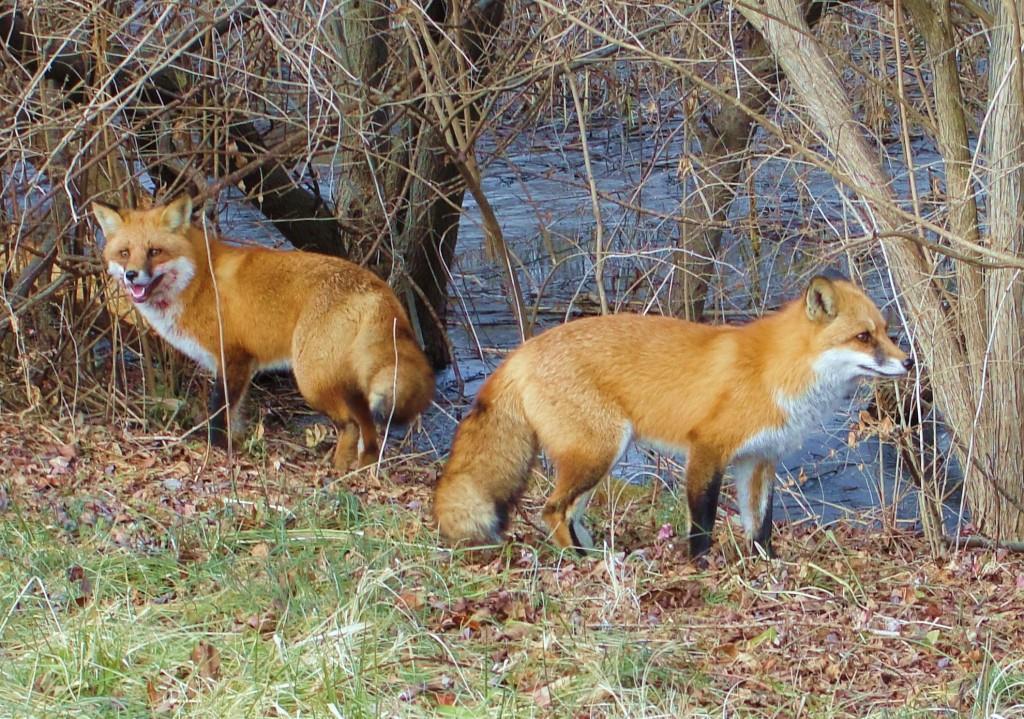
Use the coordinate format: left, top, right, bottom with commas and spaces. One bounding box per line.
68, 565, 93, 607
397, 589, 425, 611
191, 641, 221, 680
146, 679, 159, 706
243, 611, 278, 638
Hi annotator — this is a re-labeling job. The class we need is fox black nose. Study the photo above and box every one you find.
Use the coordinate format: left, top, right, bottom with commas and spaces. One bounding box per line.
125, 270, 138, 282
902, 357, 915, 370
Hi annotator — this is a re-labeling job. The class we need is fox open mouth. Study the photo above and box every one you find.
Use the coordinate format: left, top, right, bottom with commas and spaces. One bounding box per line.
125, 274, 164, 303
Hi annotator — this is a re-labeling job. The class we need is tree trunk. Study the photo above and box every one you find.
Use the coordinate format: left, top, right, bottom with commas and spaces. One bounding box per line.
971, 0, 1024, 538
390, 0, 507, 370
329, 0, 392, 259
673, 2, 838, 321
225, 122, 344, 257
674, 49, 771, 321
401, 134, 466, 369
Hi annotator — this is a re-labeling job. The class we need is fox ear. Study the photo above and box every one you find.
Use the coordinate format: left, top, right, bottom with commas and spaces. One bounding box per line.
92, 203, 123, 238
806, 276, 838, 321
160, 196, 193, 232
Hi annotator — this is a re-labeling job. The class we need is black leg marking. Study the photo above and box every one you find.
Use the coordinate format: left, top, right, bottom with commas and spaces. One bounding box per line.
208, 371, 249, 449
568, 522, 589, 557
494, 499, 511, 538
491, 482, 527, 543
208, 379, 229, 448
688, 470, 723, 558
753, 482, 776, 558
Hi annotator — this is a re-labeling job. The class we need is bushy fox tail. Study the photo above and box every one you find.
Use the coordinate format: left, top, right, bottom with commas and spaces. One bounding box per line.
366, 328, 435, 424
434, 368, 537, 544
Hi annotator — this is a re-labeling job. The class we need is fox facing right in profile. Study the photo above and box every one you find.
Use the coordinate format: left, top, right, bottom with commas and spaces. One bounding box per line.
434, 276, 913, 558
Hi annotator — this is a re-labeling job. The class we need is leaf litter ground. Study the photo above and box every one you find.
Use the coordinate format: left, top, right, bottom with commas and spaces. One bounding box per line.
0, 412, 1021, 718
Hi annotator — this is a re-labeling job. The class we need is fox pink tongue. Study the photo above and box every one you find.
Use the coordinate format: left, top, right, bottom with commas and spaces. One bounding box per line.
129, 283, 147, 301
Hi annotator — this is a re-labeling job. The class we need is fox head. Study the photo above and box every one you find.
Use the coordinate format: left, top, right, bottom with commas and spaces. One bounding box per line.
803, 275, 913, 384
93, 196, 197, 307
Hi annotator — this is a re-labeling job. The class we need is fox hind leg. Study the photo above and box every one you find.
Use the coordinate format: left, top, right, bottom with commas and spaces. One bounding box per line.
540, 418, 631, 554
328, 403, 361, 470
293, 356, 380, 470
542, 450, 618, 554
324, 398, 379, 471
347, 394, 381, 468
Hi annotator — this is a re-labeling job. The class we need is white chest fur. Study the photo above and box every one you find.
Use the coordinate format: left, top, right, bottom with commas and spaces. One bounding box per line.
735, 353, 857, 462
109, 257, 219, 374
135, 301, 218, 373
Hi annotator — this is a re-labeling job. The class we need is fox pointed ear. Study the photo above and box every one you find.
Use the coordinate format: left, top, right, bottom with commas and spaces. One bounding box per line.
92, 203, 123, 238
806, 276, 838, 321
160, 196, 193, 232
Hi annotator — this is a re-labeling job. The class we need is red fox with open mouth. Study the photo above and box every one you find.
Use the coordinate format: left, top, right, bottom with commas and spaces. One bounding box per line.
94, 196, 435, 469
434, 276, 912, 558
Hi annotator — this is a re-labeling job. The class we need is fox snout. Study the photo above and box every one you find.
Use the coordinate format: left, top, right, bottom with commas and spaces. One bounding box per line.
122, 268, 154, 285
854, 334, 913, 379
107, 260, 170, 304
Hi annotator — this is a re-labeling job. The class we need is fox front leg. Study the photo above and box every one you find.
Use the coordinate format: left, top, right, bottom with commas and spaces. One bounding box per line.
685, 449, 725, 560
734, 458, 777, 558
208, 360, 254, 449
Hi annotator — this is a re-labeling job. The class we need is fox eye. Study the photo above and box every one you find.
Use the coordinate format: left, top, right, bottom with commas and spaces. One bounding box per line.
147, 247, 162, 258
856, 331, 872, 343
119, 249, 129, 259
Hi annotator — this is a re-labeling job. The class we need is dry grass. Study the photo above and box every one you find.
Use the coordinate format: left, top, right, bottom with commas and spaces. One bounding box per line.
0, 410, 1021, 718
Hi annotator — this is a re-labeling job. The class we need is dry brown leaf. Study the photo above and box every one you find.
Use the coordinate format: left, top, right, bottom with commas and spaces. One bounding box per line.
718, 642, 739, 661
68, 565, 92, 608
252, 613, 277, 637
397, 589, 425, 611
190, 641, 221, 680
146, 679, 160, 706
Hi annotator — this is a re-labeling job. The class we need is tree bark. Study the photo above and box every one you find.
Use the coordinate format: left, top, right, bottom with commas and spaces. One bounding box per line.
673, 1, 839, 321
329, 0, 392, 259
674, 26, 782, 321
673, 29, 775, 322
224, 121, 344, 257
971, 0, 1024, 538
391, 0, 507, 369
